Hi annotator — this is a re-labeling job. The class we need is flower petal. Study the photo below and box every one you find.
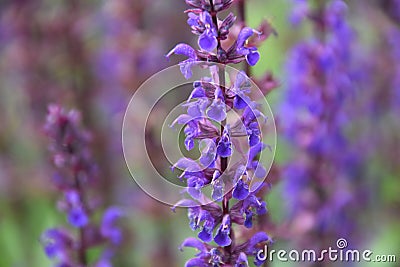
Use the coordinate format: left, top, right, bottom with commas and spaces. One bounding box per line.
214, 215, 232, 247
198, 32, 218, 52
232, 179, 249, 200
235, 252, 249, 267
207, 100, 227, 122
237, 27, 255, 48
166, 43, 197, 59
180, 59, 197, 79
246, 50, 260, 66
185, 258, 208, 267
180, 237, 207, 252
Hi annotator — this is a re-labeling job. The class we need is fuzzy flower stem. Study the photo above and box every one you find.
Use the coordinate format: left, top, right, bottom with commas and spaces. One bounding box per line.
210, 0, 223, 51
210, 0, 233, 259
313, 1, 328, 41
219, 66, 228, 172
78, 229, 87, 265
311, 5, 332, 267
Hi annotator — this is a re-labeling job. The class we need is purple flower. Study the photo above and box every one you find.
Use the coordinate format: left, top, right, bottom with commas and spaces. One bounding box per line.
166, 43, 197, 60
214, 215, 232, 247
245, 232, 271, 266
230, 191, 267, 229
198, 12, 218, 52
236, 27, 261, 66
247, 142, 268, 179
187, 175, 207, 199
209, 248, 224, 266
197, 212, 215, 242
235, 252, 249, 267
244, 208, 253, 228
185, 258, 209, 267
171, 114, 219, 151
199, 139, 217, 167
180, 238, 210, 267
184, 98, 209, 118
247, 122, 261, 147
187, 12, 200, 27
42, 228, 72, 259
186, 11, 219, 52
64, 191, 88, 228
180, 237, 208, 254
242, 104, 266, 126
232, 179, 250, 200
166, 43, 198, 79
67, 207, 88, 228
232, 71, 252, 109
42, 105, 123, 266
101, 207, 124, 245
184, 121, 201, 151
189, 82, 207, 100
186, 203, 222, 241
216, 127, 232, 157
95, 250, 115, 267
244, 194, 267, 216
207, 87, 227, 122
244, 196, 267, 229
211, 170, 224, 201
207, 99, 227, 122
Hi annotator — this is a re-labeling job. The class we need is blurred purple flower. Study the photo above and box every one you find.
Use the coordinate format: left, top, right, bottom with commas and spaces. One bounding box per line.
41, 105, 123, 266
281, 0, 368, 249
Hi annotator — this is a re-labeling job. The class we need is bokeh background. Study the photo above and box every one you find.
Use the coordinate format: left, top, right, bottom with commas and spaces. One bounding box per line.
0, 0, 399, 266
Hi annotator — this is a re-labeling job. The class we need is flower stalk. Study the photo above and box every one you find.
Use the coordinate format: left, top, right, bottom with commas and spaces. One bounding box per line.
168, 0, 275, 265
41, 105, 123, 267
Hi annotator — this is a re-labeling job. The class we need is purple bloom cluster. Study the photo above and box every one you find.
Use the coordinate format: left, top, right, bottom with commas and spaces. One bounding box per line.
166, 0, 261, 79
41, 105, 123, 267
282, 0, 365, 246
168, 1, 273, 266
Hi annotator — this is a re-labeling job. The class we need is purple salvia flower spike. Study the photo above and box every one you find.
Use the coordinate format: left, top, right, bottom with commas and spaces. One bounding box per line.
41, 105, 123, 266
281, 0, 369, 252
169, 0, 274, 265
